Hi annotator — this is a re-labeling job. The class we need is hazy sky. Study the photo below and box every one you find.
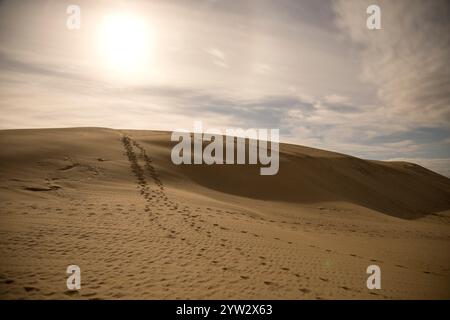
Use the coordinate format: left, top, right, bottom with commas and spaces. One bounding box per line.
0, 0, 449, 176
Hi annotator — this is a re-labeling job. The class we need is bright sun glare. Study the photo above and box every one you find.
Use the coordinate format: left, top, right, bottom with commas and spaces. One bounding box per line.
98, 14, 150, 73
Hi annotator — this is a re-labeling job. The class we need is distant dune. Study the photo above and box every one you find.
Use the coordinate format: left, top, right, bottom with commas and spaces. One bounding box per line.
0, 127, 449, 299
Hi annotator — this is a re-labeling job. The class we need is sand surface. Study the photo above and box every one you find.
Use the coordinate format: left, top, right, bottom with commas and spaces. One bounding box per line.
0, 127, 449, 299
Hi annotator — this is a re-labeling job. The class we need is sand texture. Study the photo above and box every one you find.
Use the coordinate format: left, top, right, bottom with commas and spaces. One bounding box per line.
0, 127, 449, 299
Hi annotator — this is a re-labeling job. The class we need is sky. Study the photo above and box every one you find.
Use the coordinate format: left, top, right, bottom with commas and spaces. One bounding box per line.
0, 0, 449, 176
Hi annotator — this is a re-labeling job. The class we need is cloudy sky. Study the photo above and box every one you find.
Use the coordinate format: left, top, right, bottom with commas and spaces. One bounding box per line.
0, 0, 449, 176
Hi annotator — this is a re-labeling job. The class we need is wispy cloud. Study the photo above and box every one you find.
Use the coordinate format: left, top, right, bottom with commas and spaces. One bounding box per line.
204, 47, 229, 68
334, 0, 450, 127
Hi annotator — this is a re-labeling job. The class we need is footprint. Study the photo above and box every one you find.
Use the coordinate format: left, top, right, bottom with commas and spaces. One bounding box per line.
64, 290, 79, 296
299, 288, 311, 294
1, 279, 14, 284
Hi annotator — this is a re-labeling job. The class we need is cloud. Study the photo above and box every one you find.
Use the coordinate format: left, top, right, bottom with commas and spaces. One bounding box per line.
252, 63, 271, 75
0, 50, 90, 83
334, 0, 450, 127
204, 47, 228, 68
324, 94, 349, 104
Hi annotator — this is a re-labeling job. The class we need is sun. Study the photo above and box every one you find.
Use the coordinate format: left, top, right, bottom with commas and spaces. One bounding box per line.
97, 14, 151, 73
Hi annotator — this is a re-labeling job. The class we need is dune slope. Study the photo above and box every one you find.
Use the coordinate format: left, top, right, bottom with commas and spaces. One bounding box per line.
0, 127, 449, 299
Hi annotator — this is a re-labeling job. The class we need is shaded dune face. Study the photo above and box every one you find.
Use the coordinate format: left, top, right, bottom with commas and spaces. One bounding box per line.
1, 128, 449, 220
177, 154, 450, 219
133, 131, 450, 220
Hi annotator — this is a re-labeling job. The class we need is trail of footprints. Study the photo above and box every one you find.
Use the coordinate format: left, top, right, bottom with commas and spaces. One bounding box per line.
121, 135, 208, 235
121, 136, 167, 216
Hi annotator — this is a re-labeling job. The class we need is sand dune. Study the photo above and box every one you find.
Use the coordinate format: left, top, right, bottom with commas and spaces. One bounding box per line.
0, 127, 449, 299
